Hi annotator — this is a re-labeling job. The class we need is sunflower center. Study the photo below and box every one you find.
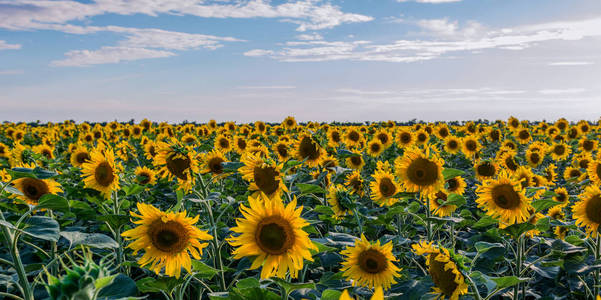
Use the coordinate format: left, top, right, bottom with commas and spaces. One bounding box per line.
237, 139, 247, 150
417, 133, 427, 142
505, 157, 518, 171
348, 131, 360, 142
276, 144, 288, 157
579, 160, 589, 169
138, 173, 151, 184
94, 162, 115, 187
350, 178, 362, 191
377, 133, 389, 144
358, 249, 387, 274
448, 140, 458, 149
556, 192, 567, 203
379, 177, 396, 198
255, 216, 294, 255
491, 184, 521, 209
596, 164, 601, 180
76, 152, 90, 164
407, 158, 439, 187
447, 178, 458, 190
530, 153, 540, 164
149, 220, 189, 253
554, 145, 565, 155
208, 157, 224, 174
299, 137, 320, 160
370, 143, 381, 153
583, 140, 594, 151
439, 128, 449, 138
400, 133, 411, 143
219, 139, 230, 149
569, 169, 581, 179
518, 130, 529, 140
253, 166, 279, 195
465, 140, 477, 151
428, 253, 459, 297
331, 131, 341, 142
490, 130, 500, 141
166, 154, 190, 180
585, 195, 601, 224
21, 178, 49, 201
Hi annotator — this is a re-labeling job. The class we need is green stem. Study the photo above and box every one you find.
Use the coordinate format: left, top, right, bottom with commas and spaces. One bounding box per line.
204, 200, 226, 291
353, 207, 363, 235
513, 234, 523, 300
595, 234, 600, 297
0, 213, 34, 300
423, 191, 432, 241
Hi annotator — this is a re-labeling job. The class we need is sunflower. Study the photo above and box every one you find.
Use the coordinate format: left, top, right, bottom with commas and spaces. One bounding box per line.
445, 176, 466, 195
395, 129, 415, 148
374, 130, 393, 149
428, 190, 457, 217
544, 164, 557, 184
135, 166, 157, 185
344, 128, 364, 148
239, 153, 288, 198
443, 136, 462, 154
13, 177, 62, 206
564, 166, 584, 182
154, 140, 199, 191
272, 141, 291, 162
486, 128, 502, 143
254, 121, 267, 135
434, 124, 451, 140
143, 141, 158, 161
461, 136, 480, 157
552, 187, 569, 207
345, 171, 364, 196
548, 206, 564, 221
0, 142, 8, 158
295, 134, 325, 168
231, 136, 248, 155
200, 150, 227, 177
283, 116, 297, 130
70, 145, 91, 167
340, 287, 384, 300
33, 144, 54, 160
121, 203, 212, 278
572, 186, 601, 236
515, 127, 531, 144
415, 129, 430, 145
579, 137, 597, 153
181, 133, 198, 146
81, 148, 120, 198
370, 168, 401, 207
327, 129, 343, 148
513, 166, 534, 189
476, 171, 532, 225
228, 194, 316, 279
412, 241, 468, 300
366, 139, 385, 157
549, 142, 571, 161
574, 154, 592, 170
524, 149, 544, 168
587, 160, 601, 186
327, 184, 354, 219
214, 134, 233, 153
346, 150, 365, 170
341, 234, 401, 290
497, 152, 519, 173
394, 147, 444, 196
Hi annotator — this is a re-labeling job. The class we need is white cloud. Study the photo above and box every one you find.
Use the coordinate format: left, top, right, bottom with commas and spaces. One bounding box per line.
296, 33, 323, 41
539, 88, 588, 95
245, 15, 601, 63
243, 49, 275, 57
548, 61, 594, 66
50, 46, 175, 67
0, 69, 24, 75
0, 0, 371, 32
397, 0, 462, 3
237, 85, 296, 89
0, 40, 21, 50
115, 28, 244, 50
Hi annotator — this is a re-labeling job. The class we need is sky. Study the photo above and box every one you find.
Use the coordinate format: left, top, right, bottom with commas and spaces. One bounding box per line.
0, 0, 600, 123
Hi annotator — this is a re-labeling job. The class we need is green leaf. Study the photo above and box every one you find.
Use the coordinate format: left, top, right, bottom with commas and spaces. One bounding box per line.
535, 216, 551, 232
221, 162, 244, 172
296, 183, 326, 195
136, 277, 180, 294
36, 194, 70, 212
95, 274, 118, 290
7, 168, 36, 179
473, 215, 498, 228
124, 184, 145, 196
236, 277, 260, 289
97, 274, 138, 299
32, 167, 58, 179
60, 231, 118, 249
442, 193, 466, 207
321, 289, 342, 300
24, 216, 60, 242
442, 168, 465, 181
531, 199, 562, 213
5, 185, 24, 196
191, 260, 219, 279
270, 278, 316, 295
311, 241, 337, 254
491, 276, 530, 289
501, 222, 535, 238
475, 241, 504, 254
98, 214, 130, 230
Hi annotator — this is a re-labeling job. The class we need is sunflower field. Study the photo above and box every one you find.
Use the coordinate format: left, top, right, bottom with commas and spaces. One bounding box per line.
1, 116, 601, 300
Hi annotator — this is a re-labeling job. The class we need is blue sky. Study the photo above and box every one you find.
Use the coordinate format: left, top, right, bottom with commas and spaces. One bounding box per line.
1, 0, 600, 123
